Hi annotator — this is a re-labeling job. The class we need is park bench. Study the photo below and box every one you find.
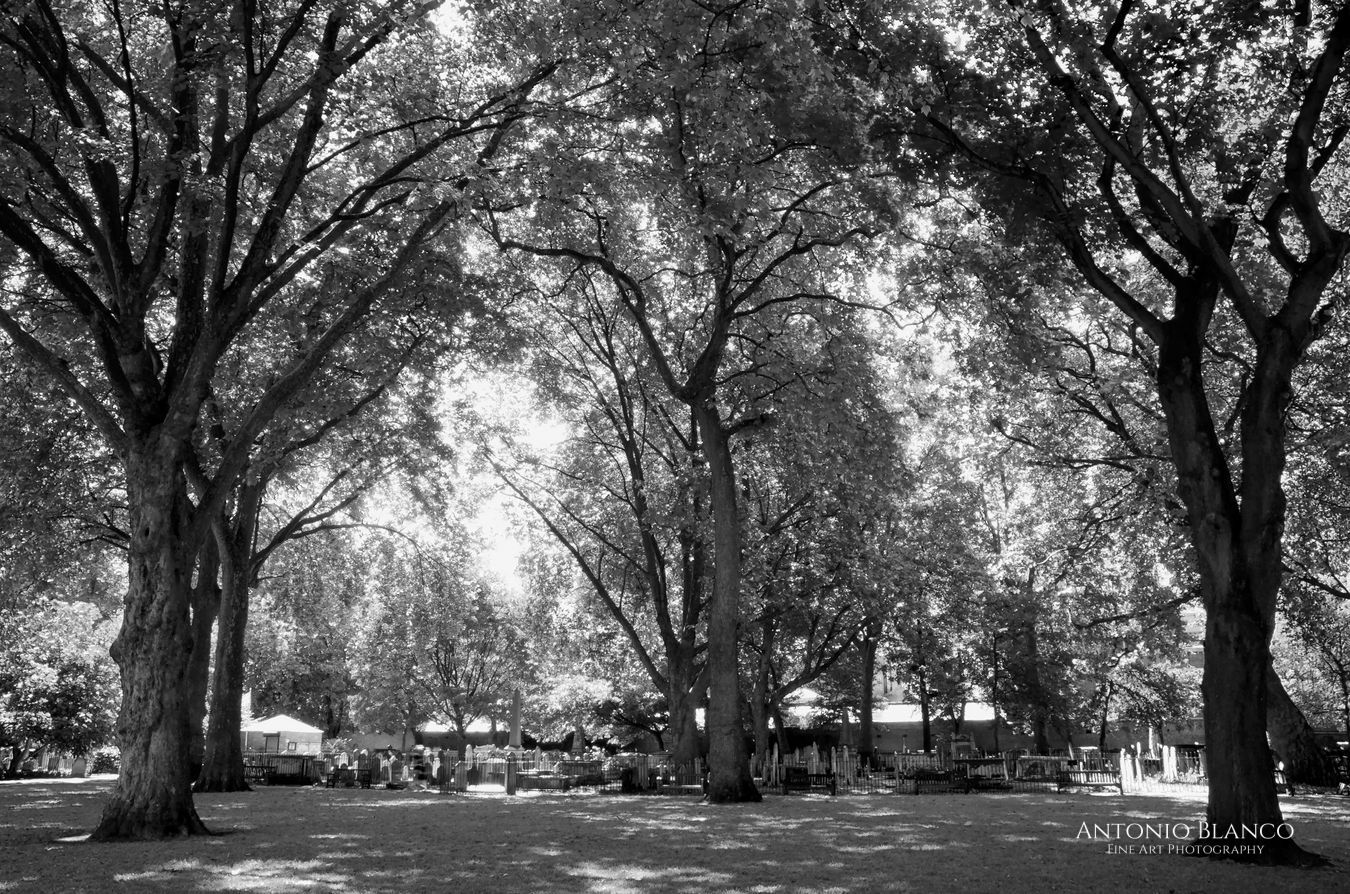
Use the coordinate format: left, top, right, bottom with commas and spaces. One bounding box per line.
781, 766, 836, 795
1056, 768, 1123, 794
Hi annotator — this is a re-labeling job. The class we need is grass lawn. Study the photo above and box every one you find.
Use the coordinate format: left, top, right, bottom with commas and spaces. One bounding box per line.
2, 777, 1348, 892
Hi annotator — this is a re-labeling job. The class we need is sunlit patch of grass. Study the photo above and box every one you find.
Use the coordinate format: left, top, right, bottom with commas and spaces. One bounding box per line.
309, 832, 371, 841
118, 858, 356, 891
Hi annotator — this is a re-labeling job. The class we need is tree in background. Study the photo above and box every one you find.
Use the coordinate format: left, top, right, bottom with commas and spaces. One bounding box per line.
0, 601, 118, 775
487, 283, 712, 770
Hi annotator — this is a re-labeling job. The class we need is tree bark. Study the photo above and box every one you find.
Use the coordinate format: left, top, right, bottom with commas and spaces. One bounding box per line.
92, 455, 208, 839
186, 540, 221, 782
1156, 318, 1315, 864
1098, 683, 1112, 753
195, 482, 262, 793
667, 675, 703, 769
918, 666, 932, 752
750, 615, 776, 771
858, 617, 880, 767
695, 403, 760, 802
1267, 663, 1338, 786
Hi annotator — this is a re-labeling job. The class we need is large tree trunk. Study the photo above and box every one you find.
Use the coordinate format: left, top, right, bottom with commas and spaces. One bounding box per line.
750, 615, 776, 771
92, 459, 208, 839
1023, 617, 1051, 754
321, 693, 347, 741
918, 666, 932, 752
186, 541, 221, 782
695, 404, 759, 802
1267, 663, 1338, 786
1157, 320, 1314, 864
6, 744, 25, 777
1098, 682, 1112, 752
1201, 600, 1285, 842
666, 661, 707, 772
195, 484, 262, 793
858, 617, 880, 767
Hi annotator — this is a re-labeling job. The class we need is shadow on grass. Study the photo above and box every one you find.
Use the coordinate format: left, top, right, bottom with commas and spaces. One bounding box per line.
1, 780, 1348, 893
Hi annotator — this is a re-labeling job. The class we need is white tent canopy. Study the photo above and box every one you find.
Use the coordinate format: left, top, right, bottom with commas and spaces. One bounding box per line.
242, 713, 323, 735
240, 713, 324, 754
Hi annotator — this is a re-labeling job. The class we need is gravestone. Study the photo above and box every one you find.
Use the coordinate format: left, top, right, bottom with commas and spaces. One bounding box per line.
70, 757, 87, 778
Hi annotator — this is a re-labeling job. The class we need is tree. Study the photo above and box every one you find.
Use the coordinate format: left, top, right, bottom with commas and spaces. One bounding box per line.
0, 0, 553, 837
245, 530, 367, 738
195, 313, 469, 792
859, 0, 1350, 861
0, 601, 118, 774
0, 344, 124, 612
487, 284, 712, 769
421, 585, 533, 743
489, 0, 884, 801
736, 323, 902, 768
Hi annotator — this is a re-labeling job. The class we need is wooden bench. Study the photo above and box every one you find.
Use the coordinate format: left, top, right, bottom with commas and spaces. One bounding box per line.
1056, 769, 1123, 794
782, 766, 836, 795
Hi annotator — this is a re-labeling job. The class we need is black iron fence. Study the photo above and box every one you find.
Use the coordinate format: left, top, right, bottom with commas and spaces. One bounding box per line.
301, 744, 1225, 797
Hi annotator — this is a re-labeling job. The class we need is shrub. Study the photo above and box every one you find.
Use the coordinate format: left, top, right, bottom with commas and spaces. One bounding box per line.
89, 745, 120, 775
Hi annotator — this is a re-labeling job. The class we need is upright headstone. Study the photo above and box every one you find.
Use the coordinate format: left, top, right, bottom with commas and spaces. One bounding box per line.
70, 756, 87, 778
505, 755, 517, 795
437, 749, 449, 792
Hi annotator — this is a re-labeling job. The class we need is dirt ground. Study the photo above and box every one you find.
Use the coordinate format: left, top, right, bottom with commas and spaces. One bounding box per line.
1, 776, 1347, 893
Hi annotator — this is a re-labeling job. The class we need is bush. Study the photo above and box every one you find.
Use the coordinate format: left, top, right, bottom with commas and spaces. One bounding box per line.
90, 745, 120, 775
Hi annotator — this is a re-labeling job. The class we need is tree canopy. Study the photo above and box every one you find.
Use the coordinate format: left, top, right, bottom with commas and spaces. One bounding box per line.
3, 0, 1350, 863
